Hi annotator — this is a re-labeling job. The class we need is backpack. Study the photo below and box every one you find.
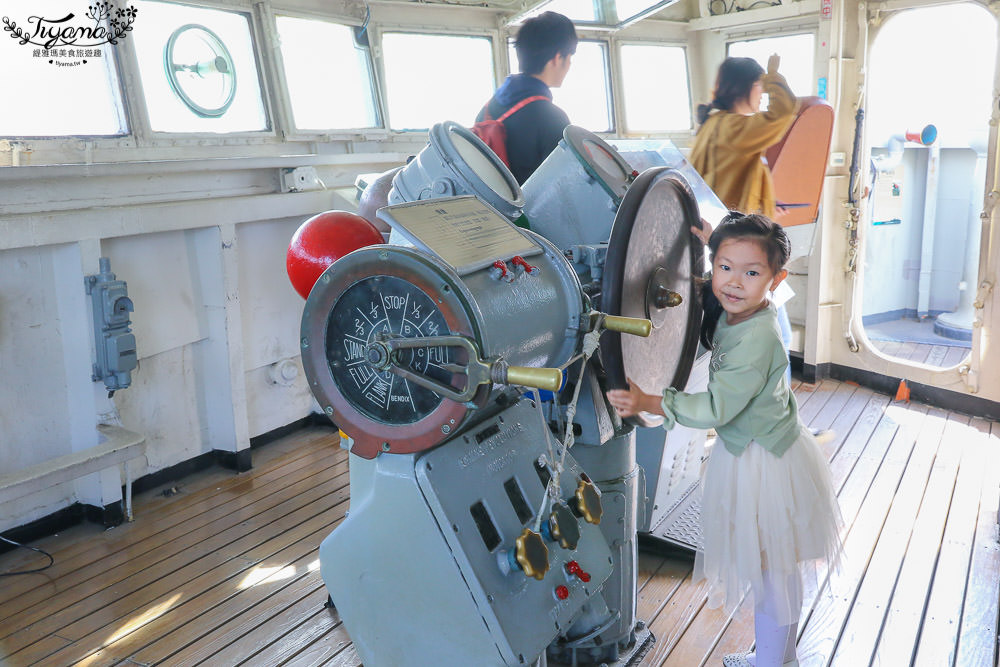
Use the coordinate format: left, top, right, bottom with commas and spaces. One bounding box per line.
471, 95, 548, 168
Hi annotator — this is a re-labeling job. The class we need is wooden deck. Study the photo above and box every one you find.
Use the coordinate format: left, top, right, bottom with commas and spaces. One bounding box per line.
1, 377, 997, 667
868, 339, 970, 369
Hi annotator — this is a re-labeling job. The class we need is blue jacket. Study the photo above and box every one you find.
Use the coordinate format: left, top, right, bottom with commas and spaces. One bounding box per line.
476, 74, 570, 184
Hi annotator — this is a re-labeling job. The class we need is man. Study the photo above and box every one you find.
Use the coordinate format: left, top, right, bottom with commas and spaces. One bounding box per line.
475, 11, 577, 184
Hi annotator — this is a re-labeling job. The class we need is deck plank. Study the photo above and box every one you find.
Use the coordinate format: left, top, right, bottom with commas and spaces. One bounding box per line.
0, 437, 339, 617
870, 412, 971, 666
0, 428, 336, 585
42, 500, 350, 667
922, 344, 949, 368
638, 559, 694, 629
796, 380, 840, 425
954, 420, 1000, 666
0, 458, 347, 657
914, 417, 993, 666
190, 583, 333, 665
826, 407, 944, 666
701, 603, 756, 667
942, 346, 970, 367
642, 573, 709, 665
795, 402, 927, 666
905, 342, 933, 364
658, 591, 746, 667
134, 568, 327, 664
0, 385, 996, 667
235, 605, 351, 667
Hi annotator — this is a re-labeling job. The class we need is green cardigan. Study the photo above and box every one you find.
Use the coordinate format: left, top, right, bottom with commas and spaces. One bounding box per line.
659, 302, 801, 457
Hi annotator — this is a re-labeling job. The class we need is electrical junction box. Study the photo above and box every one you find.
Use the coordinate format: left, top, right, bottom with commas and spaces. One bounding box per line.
85, 257, 137, 393
281, 166, 321, 192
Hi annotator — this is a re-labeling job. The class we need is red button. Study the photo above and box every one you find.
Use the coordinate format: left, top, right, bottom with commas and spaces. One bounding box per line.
555, 585, 569, 600
565, 560, 590, 582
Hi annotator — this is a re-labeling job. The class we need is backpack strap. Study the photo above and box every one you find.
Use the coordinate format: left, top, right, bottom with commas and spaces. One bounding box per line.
495, 95, 548, 122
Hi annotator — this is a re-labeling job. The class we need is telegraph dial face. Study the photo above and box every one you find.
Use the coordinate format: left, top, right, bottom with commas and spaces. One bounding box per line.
300, 245, 485, 459
325, 275, 455, 424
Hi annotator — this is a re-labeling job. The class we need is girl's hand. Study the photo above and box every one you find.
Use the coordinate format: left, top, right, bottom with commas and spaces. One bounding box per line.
691, 218, 712, 245
606, 378, 664, 418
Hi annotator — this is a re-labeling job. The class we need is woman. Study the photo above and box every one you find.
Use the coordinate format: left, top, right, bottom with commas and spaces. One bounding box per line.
689, 54, 798, 220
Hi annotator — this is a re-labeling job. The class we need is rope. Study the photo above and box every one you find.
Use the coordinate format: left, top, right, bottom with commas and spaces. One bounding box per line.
531, 327, 603, 532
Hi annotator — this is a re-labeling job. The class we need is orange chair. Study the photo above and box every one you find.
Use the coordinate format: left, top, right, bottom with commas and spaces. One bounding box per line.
764, 96, 834, 227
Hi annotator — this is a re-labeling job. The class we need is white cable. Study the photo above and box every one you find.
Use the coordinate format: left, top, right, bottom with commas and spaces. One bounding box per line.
530, 328, 604, 533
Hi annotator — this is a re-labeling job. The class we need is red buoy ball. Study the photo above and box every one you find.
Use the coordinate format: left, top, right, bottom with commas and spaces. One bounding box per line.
287, 210, 383, 299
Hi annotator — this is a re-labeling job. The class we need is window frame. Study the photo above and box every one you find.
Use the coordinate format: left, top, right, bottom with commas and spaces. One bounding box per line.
374, 26, 499, 134
263, 6, 385, 141
723, 27, 821, 99
506, 33, 617, 135
126, 0, 277, 138
614, 38, 693, 136
0, 27, 131, 140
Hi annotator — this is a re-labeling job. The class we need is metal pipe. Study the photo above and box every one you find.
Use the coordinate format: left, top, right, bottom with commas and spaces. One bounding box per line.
917, 140, 940, 318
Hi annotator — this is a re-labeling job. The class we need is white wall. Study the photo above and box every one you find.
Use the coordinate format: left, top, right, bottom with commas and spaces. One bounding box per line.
0, 152, 405, 532
861, 147, 981, 319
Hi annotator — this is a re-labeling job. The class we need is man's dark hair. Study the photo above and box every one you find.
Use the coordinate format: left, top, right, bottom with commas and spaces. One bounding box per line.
514, 12, 578, 75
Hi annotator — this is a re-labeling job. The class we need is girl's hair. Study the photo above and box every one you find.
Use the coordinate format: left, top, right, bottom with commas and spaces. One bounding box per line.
696, 57, 766, 125
700, 212, 791, 348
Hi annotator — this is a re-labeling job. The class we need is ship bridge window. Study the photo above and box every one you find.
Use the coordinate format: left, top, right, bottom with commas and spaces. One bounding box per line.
620, 44, 691, 132
509, 39, 613, 133
1, 3, 127, 137
728, 33, 816, 99
275, 16, 378, 131
511, 0, 599, 24
132, 0, 268, 133
381, 32, 494, 131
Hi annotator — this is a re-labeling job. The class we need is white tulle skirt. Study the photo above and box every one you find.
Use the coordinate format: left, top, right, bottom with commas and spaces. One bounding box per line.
694, 426, 844, 626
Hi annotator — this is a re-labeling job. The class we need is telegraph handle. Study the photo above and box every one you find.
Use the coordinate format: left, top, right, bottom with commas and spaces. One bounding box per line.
499, 365, 564, 392
602, 315, 652, 338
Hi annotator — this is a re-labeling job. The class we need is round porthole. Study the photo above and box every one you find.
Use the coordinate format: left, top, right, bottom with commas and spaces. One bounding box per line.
163, 24, 237, 118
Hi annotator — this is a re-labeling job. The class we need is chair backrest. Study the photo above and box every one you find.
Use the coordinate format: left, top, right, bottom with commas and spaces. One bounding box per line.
765, 96, 834, 227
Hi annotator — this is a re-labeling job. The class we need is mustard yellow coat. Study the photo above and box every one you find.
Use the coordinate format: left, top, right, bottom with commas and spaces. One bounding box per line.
689, 71, 799, 219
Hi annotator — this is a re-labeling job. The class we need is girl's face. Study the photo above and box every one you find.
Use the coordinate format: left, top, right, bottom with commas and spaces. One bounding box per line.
711, 237, 787, 325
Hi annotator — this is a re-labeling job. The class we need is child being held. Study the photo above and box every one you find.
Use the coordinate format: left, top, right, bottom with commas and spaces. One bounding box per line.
606, 213, 842, 667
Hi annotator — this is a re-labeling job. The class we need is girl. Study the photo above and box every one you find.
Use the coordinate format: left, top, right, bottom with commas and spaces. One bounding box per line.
606, 214, 842, 667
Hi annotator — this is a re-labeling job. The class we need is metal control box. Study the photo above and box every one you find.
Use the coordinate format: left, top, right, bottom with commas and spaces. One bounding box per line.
85, 257, 137, 392
319, 398, 614, 667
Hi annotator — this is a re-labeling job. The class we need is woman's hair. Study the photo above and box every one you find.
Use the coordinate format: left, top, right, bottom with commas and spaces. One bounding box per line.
700, 212, 791, 348
696, 57, 765, 125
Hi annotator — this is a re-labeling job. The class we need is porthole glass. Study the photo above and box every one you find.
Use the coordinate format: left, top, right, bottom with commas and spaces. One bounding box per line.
163, 25, 236, 118
132, 0, 267, 133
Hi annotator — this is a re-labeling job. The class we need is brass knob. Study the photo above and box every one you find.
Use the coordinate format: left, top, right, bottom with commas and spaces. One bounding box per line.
572, 478, 603, 525
654, 286, 683, 308
549, 503, 580, 550
514, 528, 549, 580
